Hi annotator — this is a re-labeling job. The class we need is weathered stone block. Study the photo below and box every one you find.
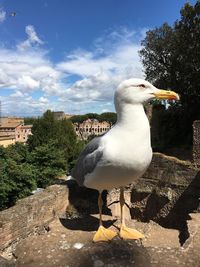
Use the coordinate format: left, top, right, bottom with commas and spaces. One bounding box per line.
193, 120, 200, 165
0, 184, 68, 251
131, 153, 200, 240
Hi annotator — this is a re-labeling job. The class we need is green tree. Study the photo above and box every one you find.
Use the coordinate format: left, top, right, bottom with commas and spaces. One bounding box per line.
70, 112, 117, 125
70, 113, 99, 124
30, 142, 66, 187
28, 110, 81, 170
0, 145, 37, 210
24, 117, 37, 125
5, 160, 37, 204
28, 110, 57, 149
70, 114, 87, 124
6, 142, 29, 163
140, 1, 200, 147
56, 118, 78, 163
0, 146, 11, 209
98, 112, 117, 126
0, 110, 83, 210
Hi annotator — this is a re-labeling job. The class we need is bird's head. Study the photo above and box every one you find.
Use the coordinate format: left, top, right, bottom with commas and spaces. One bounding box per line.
115, 78, 179, 107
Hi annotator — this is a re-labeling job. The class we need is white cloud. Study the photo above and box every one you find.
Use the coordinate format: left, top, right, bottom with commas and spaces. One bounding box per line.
38, 96, 49, 104
0, 48, 63, 94
0, 8, 6, 23
0, 26, 147, 116
1, 92, 53, 117
57, 29, 143, 79
58, 51, 116, 77
18, 75, 40, 90
57, 29, 145, 107
17, 25, 44, 51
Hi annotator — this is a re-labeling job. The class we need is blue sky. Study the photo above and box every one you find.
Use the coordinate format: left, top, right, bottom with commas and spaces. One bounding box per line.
0, 0, 196, 116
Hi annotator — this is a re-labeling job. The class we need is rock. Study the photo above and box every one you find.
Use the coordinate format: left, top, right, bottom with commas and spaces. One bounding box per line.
0, 184, 69, 251
1, 214, 200, 267
0, 152, 200, 266
0, 256, 14, 267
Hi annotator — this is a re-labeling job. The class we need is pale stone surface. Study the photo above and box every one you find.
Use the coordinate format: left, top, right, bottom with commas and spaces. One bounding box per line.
1, 213, 200, 267
0, 153, 200, 266
131, 153, 200, 235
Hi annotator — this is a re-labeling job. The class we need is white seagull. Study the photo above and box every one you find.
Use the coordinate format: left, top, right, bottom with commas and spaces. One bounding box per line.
72, 78, 179, 242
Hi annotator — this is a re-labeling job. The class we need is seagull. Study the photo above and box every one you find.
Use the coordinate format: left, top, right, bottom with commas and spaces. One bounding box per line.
10, 12, 17, 17
72, 78, 179, 242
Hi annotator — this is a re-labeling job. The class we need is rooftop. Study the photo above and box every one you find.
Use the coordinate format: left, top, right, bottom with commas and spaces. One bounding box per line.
0, 123, 22, 128
0, 135, 15, 140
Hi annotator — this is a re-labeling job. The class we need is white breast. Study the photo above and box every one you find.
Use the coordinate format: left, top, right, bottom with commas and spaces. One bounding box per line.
84, 127, 152, 190
84, 103, 153, 191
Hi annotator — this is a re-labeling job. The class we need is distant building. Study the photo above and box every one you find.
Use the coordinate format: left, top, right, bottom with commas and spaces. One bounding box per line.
0, 135, 16, 147
0, 118, 32, 147
52, 111, 73, 120
0, 117, 24, 126
74, 119, 111, 140
52, 111, 66, 120
16, 125, 32, 143
65, 114, 73, 119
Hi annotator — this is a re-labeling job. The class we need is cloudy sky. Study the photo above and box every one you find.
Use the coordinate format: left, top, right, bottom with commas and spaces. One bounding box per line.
0, 0, 195, 116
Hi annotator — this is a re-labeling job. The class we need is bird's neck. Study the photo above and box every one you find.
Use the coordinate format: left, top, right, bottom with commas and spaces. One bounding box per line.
116, 103, 150, 133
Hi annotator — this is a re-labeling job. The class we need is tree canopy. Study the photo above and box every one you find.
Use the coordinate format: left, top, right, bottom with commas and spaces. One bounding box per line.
140, 1, 200, 147
0, 110, 83, 210
70, 112, 117, 126
140, 2, 200, 109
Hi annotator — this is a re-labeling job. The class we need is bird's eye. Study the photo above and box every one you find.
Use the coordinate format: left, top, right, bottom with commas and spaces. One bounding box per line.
138, 84, 145, 88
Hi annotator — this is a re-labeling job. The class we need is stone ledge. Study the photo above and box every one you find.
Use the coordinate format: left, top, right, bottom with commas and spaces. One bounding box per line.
1, 152, 200, 258
0, 184, 69, 251
2, 214, 200, 267
193, 120, 200, 165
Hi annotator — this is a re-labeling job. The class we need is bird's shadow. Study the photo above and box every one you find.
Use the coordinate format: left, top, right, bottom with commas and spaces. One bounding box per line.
59, 215, 116, 232
59, 180, 116, 232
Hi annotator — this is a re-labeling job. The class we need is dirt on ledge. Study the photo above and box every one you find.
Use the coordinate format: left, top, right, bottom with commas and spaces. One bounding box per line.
1, 213, 200, 267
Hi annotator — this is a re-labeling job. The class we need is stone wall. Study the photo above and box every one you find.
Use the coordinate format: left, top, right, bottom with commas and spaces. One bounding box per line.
66, 153, 200, 244
131, 153, 199, 220
128, 153, 200, 244
0, 184, 68, 251
1, 153, 199, 252
193, 120, 200, 165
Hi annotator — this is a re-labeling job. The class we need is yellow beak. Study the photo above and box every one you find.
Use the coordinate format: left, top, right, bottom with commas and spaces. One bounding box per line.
153, 89, 179, 100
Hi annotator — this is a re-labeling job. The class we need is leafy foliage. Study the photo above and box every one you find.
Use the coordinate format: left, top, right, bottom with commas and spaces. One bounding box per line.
0, 110, 83, 210
99, 112, 117, 126
24, 117, 38, 125
70, 113, 98, 124
140, 1, 200, 148
70, 112, 117, 126
0, 144, 37, 210
30, 142, 66, 188
28, 110, 80, 163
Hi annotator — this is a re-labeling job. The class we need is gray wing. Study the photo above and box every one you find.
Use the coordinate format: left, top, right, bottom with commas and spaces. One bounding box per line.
71, 137, 103, 186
